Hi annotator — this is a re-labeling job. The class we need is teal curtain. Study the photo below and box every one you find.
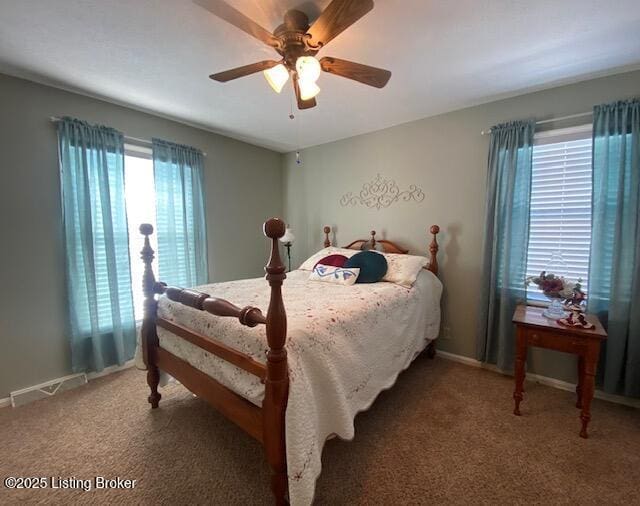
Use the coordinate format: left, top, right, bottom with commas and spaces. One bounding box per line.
477, 120, 535, 370
152, 139, 208, 287
58, 117, 136, 372
588, 99, 640, 398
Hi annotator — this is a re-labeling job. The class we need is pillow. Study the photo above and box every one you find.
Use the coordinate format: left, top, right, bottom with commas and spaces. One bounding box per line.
299, 247, 358, 271
380, 253, 429, 288
314, 254, 348, 269
344, 251, 388, 283
309, 265, 360, 285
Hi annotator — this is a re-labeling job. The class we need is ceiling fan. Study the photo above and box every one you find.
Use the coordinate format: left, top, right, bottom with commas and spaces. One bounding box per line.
195, 0, 391, 109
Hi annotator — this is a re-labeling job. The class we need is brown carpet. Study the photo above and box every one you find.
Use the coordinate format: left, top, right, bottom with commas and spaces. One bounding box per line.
1, 356, 639, 505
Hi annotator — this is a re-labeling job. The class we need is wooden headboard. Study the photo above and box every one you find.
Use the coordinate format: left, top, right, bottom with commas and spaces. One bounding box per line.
322, 225, 440, 275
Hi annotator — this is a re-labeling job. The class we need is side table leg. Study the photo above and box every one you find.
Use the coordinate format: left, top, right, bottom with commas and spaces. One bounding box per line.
513, 327, 527, 416
579, 344, 600, 438
576, 355, 585, 409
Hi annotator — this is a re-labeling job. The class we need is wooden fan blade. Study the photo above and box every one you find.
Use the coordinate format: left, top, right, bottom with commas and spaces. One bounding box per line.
293, 76, 317, 110
306, 0, 373, 48
194, 0, 280, 48
320, 57, 391, 88
210, 60, 280, 82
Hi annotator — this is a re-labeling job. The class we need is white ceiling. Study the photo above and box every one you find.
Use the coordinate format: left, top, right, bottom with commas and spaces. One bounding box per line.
1, 0, 639, 152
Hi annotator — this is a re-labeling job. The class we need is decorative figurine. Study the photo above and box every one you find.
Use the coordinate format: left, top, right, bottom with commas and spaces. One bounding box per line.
556, 282, 595, 329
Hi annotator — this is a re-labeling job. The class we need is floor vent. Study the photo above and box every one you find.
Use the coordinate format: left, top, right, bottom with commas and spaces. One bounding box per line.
10, 373, 87, 407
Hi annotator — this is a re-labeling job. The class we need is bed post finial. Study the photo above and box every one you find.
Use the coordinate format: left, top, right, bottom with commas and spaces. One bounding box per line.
370, 230, 376, 250
262, 218, 289, 505
427, 225, 440, 276
139, 223, 161, 409
323, 226, 331, 247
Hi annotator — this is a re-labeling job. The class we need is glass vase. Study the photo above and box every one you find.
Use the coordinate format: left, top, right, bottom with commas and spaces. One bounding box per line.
543, 298, 566, 319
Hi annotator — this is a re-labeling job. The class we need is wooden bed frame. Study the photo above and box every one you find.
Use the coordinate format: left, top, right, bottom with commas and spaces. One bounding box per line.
139, 218, 440, 505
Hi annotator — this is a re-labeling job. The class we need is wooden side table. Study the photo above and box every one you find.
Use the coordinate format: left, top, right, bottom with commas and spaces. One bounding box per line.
512, 305, 607, 438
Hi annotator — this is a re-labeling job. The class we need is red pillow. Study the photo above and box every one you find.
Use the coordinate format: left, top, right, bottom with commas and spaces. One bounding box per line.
314, 254, 348, 269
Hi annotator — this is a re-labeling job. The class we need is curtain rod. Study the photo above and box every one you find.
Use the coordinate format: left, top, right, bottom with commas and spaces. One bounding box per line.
49, 116, 207, 156
480, 111, 593, 136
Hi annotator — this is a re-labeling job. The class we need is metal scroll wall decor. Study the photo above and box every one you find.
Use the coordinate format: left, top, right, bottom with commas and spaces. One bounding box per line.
339, 174, 425, 210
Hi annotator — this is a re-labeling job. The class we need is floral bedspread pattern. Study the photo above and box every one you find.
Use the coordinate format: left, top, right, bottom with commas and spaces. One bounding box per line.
137, 269, 442, 505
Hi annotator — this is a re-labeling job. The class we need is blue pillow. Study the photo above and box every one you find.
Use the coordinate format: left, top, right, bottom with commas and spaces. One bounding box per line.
344, 251, 388, 283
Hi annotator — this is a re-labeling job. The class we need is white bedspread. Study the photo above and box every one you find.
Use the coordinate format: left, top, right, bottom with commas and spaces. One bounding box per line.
136, 269, 441, 505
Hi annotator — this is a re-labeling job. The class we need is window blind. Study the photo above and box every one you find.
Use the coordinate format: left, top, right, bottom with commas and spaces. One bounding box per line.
526, 127, 593, 298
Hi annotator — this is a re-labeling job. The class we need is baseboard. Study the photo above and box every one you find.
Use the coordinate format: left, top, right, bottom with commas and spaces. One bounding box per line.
86, 359, 135, 380
438, 350, 483, 368
437, 350, 640, 409
1, 360, 136, 409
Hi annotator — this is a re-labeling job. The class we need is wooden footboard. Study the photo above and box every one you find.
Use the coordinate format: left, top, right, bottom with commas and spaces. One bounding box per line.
139, 218, 289, 505
156, 347, 264, 441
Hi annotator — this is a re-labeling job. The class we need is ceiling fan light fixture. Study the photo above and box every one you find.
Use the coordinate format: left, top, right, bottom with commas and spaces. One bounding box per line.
201, 1, 391, 110
298, 79, 321, 101
295, 56, 321, 83
263, 64, 289, 93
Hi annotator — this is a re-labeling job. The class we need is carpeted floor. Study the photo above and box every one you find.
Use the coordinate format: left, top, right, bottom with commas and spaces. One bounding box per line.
1, 356, 639, 505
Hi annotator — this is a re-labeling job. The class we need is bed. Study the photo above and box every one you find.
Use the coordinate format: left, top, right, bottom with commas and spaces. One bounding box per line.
138, 219, 441, 505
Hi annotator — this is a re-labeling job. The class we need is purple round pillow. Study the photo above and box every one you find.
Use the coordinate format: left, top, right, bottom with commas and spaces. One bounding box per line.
314, 254, 348, 269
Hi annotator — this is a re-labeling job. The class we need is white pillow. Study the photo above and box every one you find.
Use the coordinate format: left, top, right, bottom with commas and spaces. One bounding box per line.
298, 247, 358, 271
309, 265, 360, 285
378, 252, 429, 288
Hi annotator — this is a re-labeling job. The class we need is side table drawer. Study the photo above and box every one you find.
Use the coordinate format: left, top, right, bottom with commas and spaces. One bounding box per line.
524, 328, 587, 353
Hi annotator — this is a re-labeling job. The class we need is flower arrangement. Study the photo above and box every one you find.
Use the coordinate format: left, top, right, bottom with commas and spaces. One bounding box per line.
526, 271, 585, 319
525, 271, 579, 300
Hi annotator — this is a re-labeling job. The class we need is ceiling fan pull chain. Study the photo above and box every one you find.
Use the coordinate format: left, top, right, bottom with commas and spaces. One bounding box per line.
297, 107, 302, 165
289, 92, 295, 120
295, 102, 302, 166
287, 91, 302, 165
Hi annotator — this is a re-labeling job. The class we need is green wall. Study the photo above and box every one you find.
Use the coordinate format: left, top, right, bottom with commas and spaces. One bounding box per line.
2, 68, 639, 399
0, 73, 283, 398
283, 69, 640, 385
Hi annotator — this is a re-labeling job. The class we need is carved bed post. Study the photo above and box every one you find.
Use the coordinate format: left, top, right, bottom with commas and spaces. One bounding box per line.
426, 225, 440, 359
323, 226, 331, 247
140, 224, 161, 408
262, 218, 289, 506
427, 225, 440, 276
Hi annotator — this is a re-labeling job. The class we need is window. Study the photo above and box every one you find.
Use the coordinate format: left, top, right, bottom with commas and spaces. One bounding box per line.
124, 144, 157, 321
526, 125, 593, 300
